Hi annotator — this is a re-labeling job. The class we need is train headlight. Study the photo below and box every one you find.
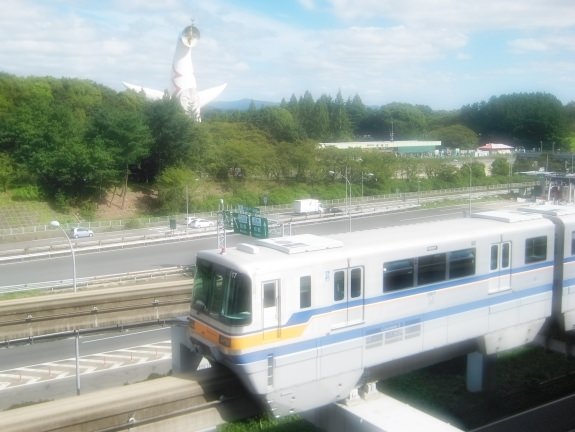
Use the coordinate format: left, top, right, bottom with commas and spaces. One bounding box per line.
219, 335, 231, 347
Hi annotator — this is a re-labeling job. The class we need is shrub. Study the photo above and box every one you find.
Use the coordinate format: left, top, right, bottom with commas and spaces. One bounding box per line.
11, 186, 41, 201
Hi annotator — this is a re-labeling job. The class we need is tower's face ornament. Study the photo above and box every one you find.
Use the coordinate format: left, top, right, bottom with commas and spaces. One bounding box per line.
122, 23, 226, 122
181, 24, 200, 48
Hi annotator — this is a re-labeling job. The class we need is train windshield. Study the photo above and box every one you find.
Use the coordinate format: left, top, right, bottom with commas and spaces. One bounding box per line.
192, 258, 252, 326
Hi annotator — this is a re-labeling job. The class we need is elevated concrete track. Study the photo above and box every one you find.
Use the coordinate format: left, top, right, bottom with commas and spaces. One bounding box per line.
0, 369, 260, 432
0, 280, 191, 343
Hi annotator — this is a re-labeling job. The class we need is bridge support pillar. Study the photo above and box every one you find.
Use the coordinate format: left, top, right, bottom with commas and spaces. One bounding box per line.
171, 321, 203, 373
466, 351, 496, 393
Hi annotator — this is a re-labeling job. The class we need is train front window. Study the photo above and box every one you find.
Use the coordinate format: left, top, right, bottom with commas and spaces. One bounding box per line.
192, 259, 252, 325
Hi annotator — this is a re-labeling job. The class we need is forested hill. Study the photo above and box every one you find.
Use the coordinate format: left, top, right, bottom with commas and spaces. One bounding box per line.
0, 72, 573, 216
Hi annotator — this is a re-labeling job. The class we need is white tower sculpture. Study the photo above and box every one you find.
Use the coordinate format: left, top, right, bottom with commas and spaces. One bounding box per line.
122, 24, 227, 121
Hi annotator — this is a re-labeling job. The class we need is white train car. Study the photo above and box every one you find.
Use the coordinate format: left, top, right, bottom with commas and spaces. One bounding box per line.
520, 204, 575, 332
188, 210, 555, 416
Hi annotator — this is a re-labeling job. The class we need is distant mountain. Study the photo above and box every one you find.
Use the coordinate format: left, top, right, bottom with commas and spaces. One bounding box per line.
204, 98, 278, 111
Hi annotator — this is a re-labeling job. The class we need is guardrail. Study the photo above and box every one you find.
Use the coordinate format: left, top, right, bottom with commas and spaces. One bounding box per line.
0, 280, 193, 342
0, 182, 537, 240
0, 266, 192, 295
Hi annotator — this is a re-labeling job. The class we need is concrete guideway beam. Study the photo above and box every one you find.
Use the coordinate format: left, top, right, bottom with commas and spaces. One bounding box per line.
0, 280, 192, 342
0, 371, 258, 432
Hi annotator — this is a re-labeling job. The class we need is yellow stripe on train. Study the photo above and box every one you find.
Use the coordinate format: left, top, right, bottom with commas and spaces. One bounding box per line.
189, 319, 308, 350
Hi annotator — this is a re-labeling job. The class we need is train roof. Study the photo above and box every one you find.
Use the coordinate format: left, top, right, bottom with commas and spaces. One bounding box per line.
198, 210, 554, 271
518, 204, 575, 216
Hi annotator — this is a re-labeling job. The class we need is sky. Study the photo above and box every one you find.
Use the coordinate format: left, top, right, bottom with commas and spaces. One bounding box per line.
1, 0, 574, 110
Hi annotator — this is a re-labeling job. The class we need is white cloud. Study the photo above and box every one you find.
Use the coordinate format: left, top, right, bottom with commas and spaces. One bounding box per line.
0, 0, 574, 109
326, 0, 575, 31
298, 0, 317, 11
509, 33, 575, 53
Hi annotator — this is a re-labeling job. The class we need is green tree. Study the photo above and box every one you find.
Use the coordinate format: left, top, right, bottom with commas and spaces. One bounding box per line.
330, 91, 352, 141
461, 92, 568, 149
248, 106, 300, 142
155, 166, 199, 213
491, 157, 511, 177
0, 152, 15, 192
297, 91, 316, 139
87, 94, 152, 207
204, 122, 276, 180
429, 124, 479, 149
144, 97, 197, 181
313, 96, 331, 140
345, 94, 367, 137
33, 139, 117, 203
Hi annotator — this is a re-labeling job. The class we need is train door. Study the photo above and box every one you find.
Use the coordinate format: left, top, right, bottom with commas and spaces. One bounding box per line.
488, 241, 511, 293
347, 267, 364, 324
332, 265, 365, 328
262, 279, 280, 339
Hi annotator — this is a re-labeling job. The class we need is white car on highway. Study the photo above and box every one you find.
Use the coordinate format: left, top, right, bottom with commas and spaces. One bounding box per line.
69, 227, 94, 238
188, 218, 215, 228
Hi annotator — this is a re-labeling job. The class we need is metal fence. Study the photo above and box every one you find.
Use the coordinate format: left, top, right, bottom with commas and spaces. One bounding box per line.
0, 267, 190, 295
0, 182, 537, 242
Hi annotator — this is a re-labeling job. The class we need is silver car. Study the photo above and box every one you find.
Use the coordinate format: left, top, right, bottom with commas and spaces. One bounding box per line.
70, 227, 94, 238
188, 218, 215, 228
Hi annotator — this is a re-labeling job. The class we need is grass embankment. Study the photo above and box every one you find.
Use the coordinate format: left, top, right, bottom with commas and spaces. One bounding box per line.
379, 346, 575, 430
221, 346, 575, 431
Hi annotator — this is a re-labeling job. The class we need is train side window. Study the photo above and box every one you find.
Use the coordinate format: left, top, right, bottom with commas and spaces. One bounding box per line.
417, 253, 446, 285
263, 281, 277, 308
300, 275, 311, 309
490, 245, 498, 270
571, 232, 575, 255
350, 268, 362, 298
448, 248, 476, 279
383, 259, 414, 292
501, 242, 510, 268
334, 270, 345, 301
525, 236, 547, 263
210, 274, 225, 316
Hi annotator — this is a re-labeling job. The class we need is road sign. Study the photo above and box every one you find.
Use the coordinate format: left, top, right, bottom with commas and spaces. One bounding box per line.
250, 215, 268, 239
230, 212, 269, 238
237, 205, 260, 215
232, 212, 251, 235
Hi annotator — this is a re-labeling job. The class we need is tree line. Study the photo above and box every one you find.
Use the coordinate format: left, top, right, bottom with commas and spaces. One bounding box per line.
0, 72, 573, 216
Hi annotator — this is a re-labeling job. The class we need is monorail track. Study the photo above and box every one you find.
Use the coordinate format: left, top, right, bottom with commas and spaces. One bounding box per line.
0, 281, 191, 342
0, 368, 261, 432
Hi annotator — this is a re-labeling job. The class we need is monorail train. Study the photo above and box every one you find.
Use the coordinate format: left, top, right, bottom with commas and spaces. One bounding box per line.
187, 207, 575, 416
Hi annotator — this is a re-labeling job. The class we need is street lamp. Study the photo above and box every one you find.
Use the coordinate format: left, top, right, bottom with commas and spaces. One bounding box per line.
50, 220, 77, 293
50, 221, 82, 394
329, 168, 352, 232
466, 163, 472, 215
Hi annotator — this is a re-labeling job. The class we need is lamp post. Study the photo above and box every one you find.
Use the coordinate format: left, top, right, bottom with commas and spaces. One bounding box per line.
50, 220, 76, 293
329, 168, 352, 232
185, 184, 189, 232
467, 163, 472, 215
346, 167, 351, 232
417, 180, 421, 205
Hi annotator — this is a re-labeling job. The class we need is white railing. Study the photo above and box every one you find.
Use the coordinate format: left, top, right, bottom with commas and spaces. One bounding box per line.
0, 267, 190, 295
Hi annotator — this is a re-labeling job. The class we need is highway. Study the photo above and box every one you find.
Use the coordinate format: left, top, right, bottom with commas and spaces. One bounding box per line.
0, 203, 495, 287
